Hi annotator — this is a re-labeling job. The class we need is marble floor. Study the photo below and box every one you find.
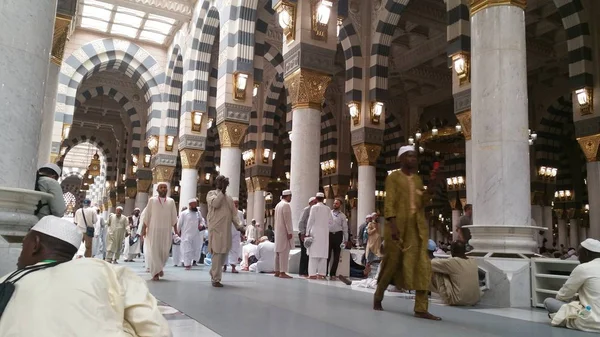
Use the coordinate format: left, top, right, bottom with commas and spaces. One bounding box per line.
126, 259, 588, 337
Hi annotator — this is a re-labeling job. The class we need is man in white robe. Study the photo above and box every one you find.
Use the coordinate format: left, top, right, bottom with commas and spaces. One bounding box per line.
92, 208, 105, 258
274, 189, 294, 278
177, 199, 206, 270
105, 206, 128, 263
306, 193, 332, 279
245, 219, 257, 242
206, 175, 242, 287
224, 197, 244, 273
73, 199, 97, 258
172, 229, 182, 267
142, 182, 178, 281
0, 216, 171, 337
250, 236, 276, 273
241, 240, 258, 271
123, 208, 142, 262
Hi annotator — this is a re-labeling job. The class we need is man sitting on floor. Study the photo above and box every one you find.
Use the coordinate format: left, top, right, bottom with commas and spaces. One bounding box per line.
249, 236, 275, 273
0, 216, 171, 337
430, 241, 480, 306
240, 239, 258, 271
545, 238, 600, 333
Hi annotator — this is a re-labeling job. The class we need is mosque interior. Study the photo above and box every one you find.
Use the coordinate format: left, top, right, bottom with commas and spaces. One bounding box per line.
0, 0, 599, 335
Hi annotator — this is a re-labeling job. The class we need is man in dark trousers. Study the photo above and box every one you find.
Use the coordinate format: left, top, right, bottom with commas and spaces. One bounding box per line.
297, 197, 317, 277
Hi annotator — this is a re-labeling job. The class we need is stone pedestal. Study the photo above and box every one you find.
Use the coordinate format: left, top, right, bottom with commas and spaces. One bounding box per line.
569, 219, 579, 248
474, 256, 532, 308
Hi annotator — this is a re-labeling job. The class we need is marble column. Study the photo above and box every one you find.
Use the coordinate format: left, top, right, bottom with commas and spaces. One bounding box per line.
586, 161, 600, 239
531, 205, 544, 247
354, 161, 378, 230
254, 191, 266, 231
557, 218, 567, 248
0, 0, 58, 276
350, 206, 358, 239
246, 189, 255, 223
465, 140, 474, 203
469, 1, 537, 252
179, 149, 203, 206
543, 206, 554, 244
569, 219, 579, 249
579, 225, 588, 242
217, 122, 247, 199
135, 179, 151, 211
124, 198, 135, 215
152, 165, 175, 197
452, 210, 461, 241
38, 63, 60, 166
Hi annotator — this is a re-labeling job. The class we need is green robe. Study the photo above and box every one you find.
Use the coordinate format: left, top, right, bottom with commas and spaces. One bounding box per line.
379, 170, 431, 291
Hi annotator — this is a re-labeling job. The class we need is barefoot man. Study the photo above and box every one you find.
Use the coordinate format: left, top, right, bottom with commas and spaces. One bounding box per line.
373, 145, 442, 321
142, 182, 178, 281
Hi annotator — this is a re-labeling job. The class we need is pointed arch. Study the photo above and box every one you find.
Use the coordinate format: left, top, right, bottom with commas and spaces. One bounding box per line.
338, 18, 363, 102
165, 45, 184, 137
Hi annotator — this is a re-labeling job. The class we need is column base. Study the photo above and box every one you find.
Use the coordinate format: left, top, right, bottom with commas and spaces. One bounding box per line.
0, 187, 52, 275
466, 225, 545, 254
473, 256, 532, 308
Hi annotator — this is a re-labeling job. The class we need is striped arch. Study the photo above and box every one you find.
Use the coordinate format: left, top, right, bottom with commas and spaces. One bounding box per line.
320, 103, 338, 163
217, 0, 259, 78
164, 45, 184, 137
182, 6, 219, 113
202, 125, 219, 175
369, 0, 411, 101
208, 67, 218, 118
75, 86, 142, 155
260, 42, 285, 150
54, 38, 165, 155
252, 0, 276, 83
552, 0, 594, 88
60, 136, 114, 181
446, 0, 470, 59
535, 95, 573, 169
338, 18, 363, 102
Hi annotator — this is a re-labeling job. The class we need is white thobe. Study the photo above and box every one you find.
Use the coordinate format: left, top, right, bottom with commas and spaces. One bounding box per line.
92, 216, 104, 257
228, 223, 242, 265
241, 243, 258, 269
306, 203, 333, 276
123, 215, 141, 259
172, 230, 182, 266
0, 259, 171, 336
249, 241, 276, 273
143, 196, 178, 277
245, 224, 257, 242
177, 209, 205, 267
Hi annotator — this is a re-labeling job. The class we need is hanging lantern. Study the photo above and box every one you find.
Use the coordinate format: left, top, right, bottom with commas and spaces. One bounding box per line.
88, 152, 101, 177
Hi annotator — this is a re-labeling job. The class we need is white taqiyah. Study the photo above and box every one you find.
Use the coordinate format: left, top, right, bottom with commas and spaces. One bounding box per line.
308, 197, 316, 204
232, 197, 239, 201
282, 189, 292, 196
116, 206, 123, 211
315, 192, 325, 198
40, 163, 62, 176
31, 215, 83, 249
581, 238, 600, 253
397, 145, 415, 158
188, 198, 198, 204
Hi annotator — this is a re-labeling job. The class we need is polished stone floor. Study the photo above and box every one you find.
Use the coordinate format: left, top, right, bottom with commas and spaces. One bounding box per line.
121, 259, 590, 337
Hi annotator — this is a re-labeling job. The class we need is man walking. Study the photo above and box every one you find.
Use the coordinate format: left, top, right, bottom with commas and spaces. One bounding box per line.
306, 193, 332, 279
206, 175, 242, 287
274, 190, 294, 278
142, 182, 178, 280
73, 199, 97, 258
328, 198, 348, 280
373, 145, 441, 321
298, 197, 317, 277
123, 208, 142, 262
105, 206, 128, 263
178, 199, 205, 270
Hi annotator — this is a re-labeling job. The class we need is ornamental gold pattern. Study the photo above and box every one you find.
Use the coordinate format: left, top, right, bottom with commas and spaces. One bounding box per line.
51, 14, 72, 66
180, 149, 204, 169
245, 177, 255, 193
577, 134, 600, 162
284, 69, 332, 110
470, 0, 526, 16
251, 176, 271, 191
126, 187, 137, 199
352, 143, 382, 166
217, 121, 248, 148
137, 179, 152, 193
456, 110, 472, 140
152, 165, 175, 184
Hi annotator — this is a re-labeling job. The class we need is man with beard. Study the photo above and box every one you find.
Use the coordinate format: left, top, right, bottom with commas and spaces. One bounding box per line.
373, 145, 442, 321
206, 175, 243, 287
298, 197, 317, 277
142, 182, 178, 281
274, 190, 294, 278
105, 206, 128, 263
327, 198, 348, 280
123, 208, 142, 262
177, 199, 206, 270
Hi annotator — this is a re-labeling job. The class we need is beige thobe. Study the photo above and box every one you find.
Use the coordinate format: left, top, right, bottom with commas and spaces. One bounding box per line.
206, 189, 241, 282
143, 197, 178, 277
105, 214, 129, 261
430, 257, 480, 306
274, 199, 293, 273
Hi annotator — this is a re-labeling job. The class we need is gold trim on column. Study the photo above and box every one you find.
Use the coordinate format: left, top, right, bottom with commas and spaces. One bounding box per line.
245, 177, 255, 193
470, 0, 526, 16
49, 153, 59, 164
577, 134, 600, 162
323, 185, 333, 199
352, 143, 382, 166
217, 121, 248, 148
180, 149, 204, 169
456, 110, 472, 141
126, 187, 137, 199
285, 69, 332, 110
137, 179, 152, 193
152, 166, 175, 184
51, 14, 72, 66
332, 185, 348, 199
252, 176, 271, 191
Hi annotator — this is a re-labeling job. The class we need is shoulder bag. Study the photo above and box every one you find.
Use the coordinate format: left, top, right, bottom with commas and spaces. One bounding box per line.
82, 210, 94, 237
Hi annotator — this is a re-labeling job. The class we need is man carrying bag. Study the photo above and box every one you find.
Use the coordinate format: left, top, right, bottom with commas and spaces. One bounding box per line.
73, 199, 98, 258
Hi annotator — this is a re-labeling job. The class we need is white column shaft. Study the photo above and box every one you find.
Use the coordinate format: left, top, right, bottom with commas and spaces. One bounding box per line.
135, 192, 149, 211
470, 5, 534, 252
254, 190, 266, 231
124, 198, 135, 215
543, 206, 554, 244
357, 165, 376, 230
180, 168, 199, 207
557, 219, 567, 248
350, 206, 357, 238
452, 210, 461, 241
290, 108, 321, 231
569, 219, 579, 249
531, 205, 544, 247
579, 225, 587, 242
586, 161, 600, 239
247, 191, 255, 224
219, 148, 242, 199
465, 140, 474, 203
38, 63, 60, 166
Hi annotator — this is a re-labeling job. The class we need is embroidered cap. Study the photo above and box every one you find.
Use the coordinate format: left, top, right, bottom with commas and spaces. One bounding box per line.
316, 192, 325, 198
31, 216, 82, 249
282, 190, 292, 196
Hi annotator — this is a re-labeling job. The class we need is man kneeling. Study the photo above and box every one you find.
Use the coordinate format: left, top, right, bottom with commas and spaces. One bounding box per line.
430, 241, 480, 306
249, 236, 275, 273
0, 216, 171, 336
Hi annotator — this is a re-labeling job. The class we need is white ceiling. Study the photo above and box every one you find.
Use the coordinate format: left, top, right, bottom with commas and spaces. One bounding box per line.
63, 142, 105, 169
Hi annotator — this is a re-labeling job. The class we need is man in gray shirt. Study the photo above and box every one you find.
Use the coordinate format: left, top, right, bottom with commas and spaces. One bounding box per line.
298, 197, 317, 277
328, 199, 349, 280
35, 163, 66, 219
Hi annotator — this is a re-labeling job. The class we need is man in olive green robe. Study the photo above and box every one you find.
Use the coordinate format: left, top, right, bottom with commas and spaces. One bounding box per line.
373, 145, 441, 321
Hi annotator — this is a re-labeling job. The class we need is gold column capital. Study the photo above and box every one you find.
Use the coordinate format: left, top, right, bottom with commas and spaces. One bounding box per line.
245, 177, 255, 193
126, 187, 137, 199
180, 149, 204, 169
252, 176, 271, 191
470, 0, 526, 16
51, 14, 72, 66
577, 134, 600, 162
333, 184, 348, 199
284, 69, 332, 110
109, 197, 116, 208
137, 179, 152, 193
456, 110, 472, 141
152, 165, 175, 184
352, 143, 382, 166
49, 153, 60, 164
217, 121, 248, 148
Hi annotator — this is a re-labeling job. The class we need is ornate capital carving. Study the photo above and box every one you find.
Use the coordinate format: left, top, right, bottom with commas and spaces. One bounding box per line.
152, 165, 175, 184
352, 143, 382, 166
577, 134, 600, 162
252, 176, 271, 191
245, 177, 255, 193
284, 69, 331, 110
217, 121, 248, 148
333, 184, 348, 198
323, 185, 334, 199
180, 149, 204, 169
51, 14, 72, 66
456, 110, 472, 140
470, 0, 526, 16
126, 187, 137, 199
